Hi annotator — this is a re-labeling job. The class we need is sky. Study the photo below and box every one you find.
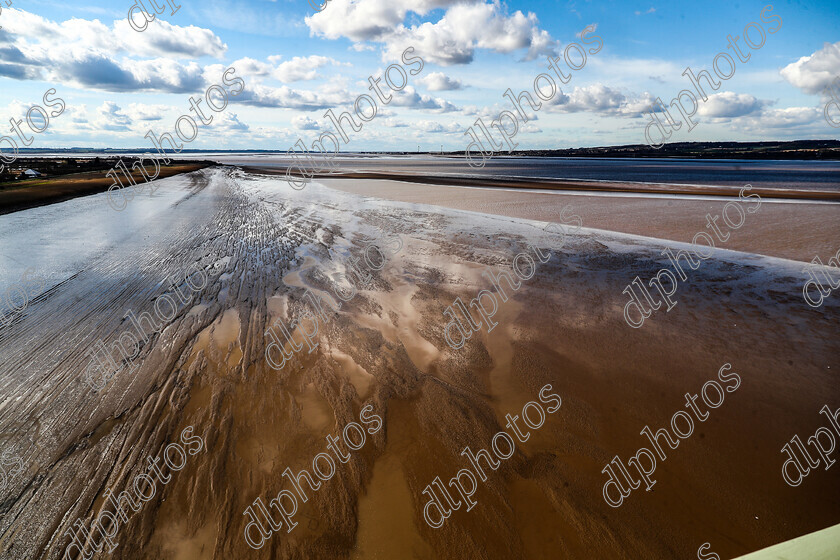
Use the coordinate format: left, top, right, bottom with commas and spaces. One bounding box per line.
0, 0, 839, 151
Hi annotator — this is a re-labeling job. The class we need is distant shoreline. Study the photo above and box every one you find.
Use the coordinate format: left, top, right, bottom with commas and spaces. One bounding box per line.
10, 139, 840, 160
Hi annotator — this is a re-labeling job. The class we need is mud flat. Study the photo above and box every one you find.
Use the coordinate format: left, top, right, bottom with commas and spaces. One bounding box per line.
0, 167, 837, 559
321, 176, 840, 262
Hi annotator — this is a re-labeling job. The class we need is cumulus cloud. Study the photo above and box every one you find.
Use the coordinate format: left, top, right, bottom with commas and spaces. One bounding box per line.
62, 56, 209, 92
519, 121, 542, 133
238, 82, 459, 115
554, 84, 626, 113
747, 106, 822, 127
618, 92, 659, 116
416, 72, 463, 91
235, 83, 353, 110
542, 84, 655, 117
306, 0, 448, 42
2, 8, 226, 60
292, 115, 321, 130
208, 112, 250, 133
0, 61, 40, 80
203, 60, 457, 112
271, 55, 348, 82
231, 55, 348, 83
117, 19, 227, 59
0, 8, 228, 92
232, 57, 273, 78
350, 43, 376, 52
0, 8, 356, 107
390, 86, 459, 112
721, 106, 827, 137
381, 118, 409, 127
307, 0, 557, 65
94, 102, 132, 131
697, 92, 768, 118
461, 101, 539, 122
780, 42, 840, 95
125, 103, 170, 121
415, 120, 465, 133
3, 99, 50, 129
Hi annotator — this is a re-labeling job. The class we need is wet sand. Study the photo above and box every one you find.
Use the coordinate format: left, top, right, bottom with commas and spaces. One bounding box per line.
0, 167, 837, 560
323, 177, 840, 263
275, 168, 840, 200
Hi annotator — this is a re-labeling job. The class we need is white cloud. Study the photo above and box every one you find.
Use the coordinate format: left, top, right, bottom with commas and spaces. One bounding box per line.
292, 115, 321, 130
207, 112, 250, 133
350, 43, 376, 52
116, 19, 227, 59
125, 103, 170, 121
721, 106, 828, 138
272, 55, 347, 82
697, 92, 767, 118
306, 0, 449, 42
230, 55, 348, 83
232, 57, 274, 78
415, 120, 465, 133
389, 86, 459, 112
416, 72, 463, 91
0, 7, 228, 92
749, 106, 821, 127
780, 42, 840, 95
235, 83, 352, 110
381, 118, 409, 127
542, 84, 655, 117
519, 121, 542, 133
93, 102, 132, 131
0, 8, 357, 109
307, 0, 557, 66
726, 106, 821, 130
2, 8, 226, 60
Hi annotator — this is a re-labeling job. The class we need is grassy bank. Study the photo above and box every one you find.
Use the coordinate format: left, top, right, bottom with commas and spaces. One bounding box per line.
0, 161, 212, 215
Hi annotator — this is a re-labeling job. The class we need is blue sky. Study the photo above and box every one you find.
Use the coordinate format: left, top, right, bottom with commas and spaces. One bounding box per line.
1, 0, 838, 151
